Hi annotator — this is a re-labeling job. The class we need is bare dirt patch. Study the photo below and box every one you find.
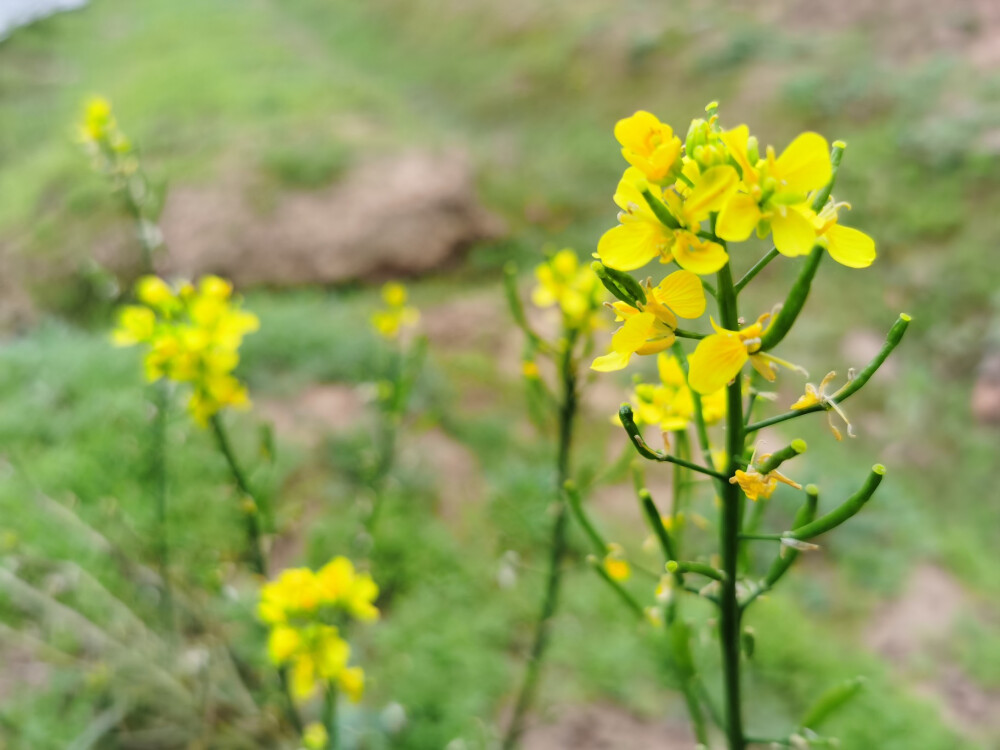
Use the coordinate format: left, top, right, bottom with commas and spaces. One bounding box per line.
256, 383, 368, 447
409, 428, 486, 531
522, 703, 695, 750
157, 150, 505, 287
865, 563, 1000, 737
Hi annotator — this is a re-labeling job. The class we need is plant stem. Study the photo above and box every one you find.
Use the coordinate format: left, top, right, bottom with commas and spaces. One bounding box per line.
210, 414, 267, 577
151, 382, 174, 634
716, 262, 746, 750
503, 332, 579, 750
734, 247, 779, 294
324, 683, 338, 750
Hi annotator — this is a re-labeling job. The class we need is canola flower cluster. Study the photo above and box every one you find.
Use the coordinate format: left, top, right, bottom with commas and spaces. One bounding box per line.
258, 557, 379, 702
593, 104, 876, 397
77, 97, 138, 182
371, 282, 420, 340
531, 249, 606, 330
112, 275, 259, 426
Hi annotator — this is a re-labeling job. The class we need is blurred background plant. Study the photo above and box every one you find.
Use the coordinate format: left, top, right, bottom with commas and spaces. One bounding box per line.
0, 0, 999, 748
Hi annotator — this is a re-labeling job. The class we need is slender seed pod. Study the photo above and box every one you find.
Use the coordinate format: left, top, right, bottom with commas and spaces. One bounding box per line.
667, 560, 725, 582
800, 676, 867, 731
564, 480, 607, 556
586, 555, 645, 619
639, 489, 679, 565
619, 405, 727, 479
756, 439, 807, 475
786, 466, 885, 541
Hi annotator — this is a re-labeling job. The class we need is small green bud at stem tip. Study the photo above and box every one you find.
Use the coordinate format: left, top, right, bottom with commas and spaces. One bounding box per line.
756, 441, 807, 475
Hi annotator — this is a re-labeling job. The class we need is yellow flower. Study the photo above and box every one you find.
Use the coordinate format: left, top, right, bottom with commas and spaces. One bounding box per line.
531, 249, 605, 326
338, 666, 365, 703
791, 370, 855, 440
315, 557, 381, 622
371, 282, 419, 339
628, 353, 727, 432
730, 462, 801, 502
809, 200, 876, 269
614, 111, 682, 184
112, 274, 258, 426
716, 127, 832, 258
268, 625, 303, 664
288, 625, 352, 699
603, 543, 631, 581
597, 167, 733, 275
686, 313, 805, 395
302, 722, 329, 750
591, 270, 705, 372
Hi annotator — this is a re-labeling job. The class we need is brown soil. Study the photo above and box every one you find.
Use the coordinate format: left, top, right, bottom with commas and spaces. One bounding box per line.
522, 703, 696, 750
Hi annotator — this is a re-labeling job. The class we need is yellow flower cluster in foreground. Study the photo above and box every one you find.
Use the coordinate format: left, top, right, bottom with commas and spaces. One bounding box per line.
629, 353, 726, 433
603, 108, 874, 274
258, 557, 378, 702
112, 275, 259, 425
593, 104, 876, 395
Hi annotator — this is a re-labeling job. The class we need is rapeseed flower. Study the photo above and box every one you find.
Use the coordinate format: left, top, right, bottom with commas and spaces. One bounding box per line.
591, 270, 706, 372
259, 557, 379, 703
791, 370, 855, 440
112, 275, 258, 426
686, 313, 805, 395
716, 127, 832, 258
614, 111, 682, 184
629, 353, 726, 432
531, 249, 605, 328
371, 282, 419, 339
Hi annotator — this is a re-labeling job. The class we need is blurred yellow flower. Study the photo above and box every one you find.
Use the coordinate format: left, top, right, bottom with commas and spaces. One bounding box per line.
112, 275, 258, 426
603, 543, 631, 581
628, 353, 726, 432
302, 722, 329, 750
531, 249, 604, 327
371, 282, 419, 339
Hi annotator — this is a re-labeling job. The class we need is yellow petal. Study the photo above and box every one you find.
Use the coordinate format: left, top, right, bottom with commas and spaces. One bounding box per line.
771, 207, 816, 258
672, 232, 729, 275
657, 352, 686, 387
683, 165, 739, 222
720, 125, 756, 181
687, 333, 748, 394
597, 221, 668, 272
654, 270, 706, 319
774, 132, 831, 194
591, 350, 632, 372
825, 224, 876, 268
716, 192, 761, 242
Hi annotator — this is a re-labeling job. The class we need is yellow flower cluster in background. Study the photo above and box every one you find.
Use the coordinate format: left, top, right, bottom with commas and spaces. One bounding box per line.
371, 282, 420, 339
77, 97, 137, 181
112, 275, 259, 425
628, 353, 726, 432
531, 249, 605, 329
258, 557, 378, 702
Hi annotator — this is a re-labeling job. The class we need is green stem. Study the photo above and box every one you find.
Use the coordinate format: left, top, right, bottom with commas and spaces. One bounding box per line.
503, 332, 579, 750
786, 466, 884, 540
324, 683, 338, 750
667, 560, 725, 582
586, 556, 646, 618
716, 261, 746, 750
565, 481, 608, 556
618, 405, 726, 479
734, 248, 779, 294
210, 414, 267, 578
150, 382, 174, 635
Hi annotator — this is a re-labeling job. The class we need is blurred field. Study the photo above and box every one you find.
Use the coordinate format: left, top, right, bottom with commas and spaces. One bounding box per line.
1, 0, 999, 748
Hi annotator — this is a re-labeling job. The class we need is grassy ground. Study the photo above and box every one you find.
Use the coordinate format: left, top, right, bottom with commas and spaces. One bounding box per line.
1, 0, 999, 748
